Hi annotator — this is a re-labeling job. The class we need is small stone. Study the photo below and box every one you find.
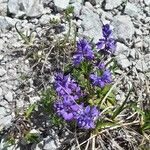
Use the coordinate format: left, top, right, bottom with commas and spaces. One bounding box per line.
80, 6, 102, 43
136, 60, 148, 72
39, 14, 51, 25
70, 0, 83, 3
0, 67, 6, 77
105, 0, 124, 10
112, 15, 134, 43
0, 88, 2, 97
0, 39, 4, 50
115, 42, 130, 56
43, 136, 60, 150
4, 91, 13, 101
144, 6, 150, 17
124, 2, 139, 18
144, 0, 150, 5
0, 16, 19, 29
130, 49, 136, 59
116, 54, 131, 68
54, 0, 70, 11
0, 0, 7, 16
8, 0, 44, 18
71, 2, 82, 17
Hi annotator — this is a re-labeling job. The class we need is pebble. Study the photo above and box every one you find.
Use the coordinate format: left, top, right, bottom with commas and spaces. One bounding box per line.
105, 0, 124, 10
53, 0, 70, 11
0, 67, 6, 77
112, 15, 135, 43
80, 6, 102, 43
124, 2, 139, 18
116, 54, 132, 68
4, 91, 13, 101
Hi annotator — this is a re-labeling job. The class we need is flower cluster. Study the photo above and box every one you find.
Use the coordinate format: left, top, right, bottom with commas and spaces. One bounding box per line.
73, 39, 94, 65
54, 73, 99, 129
96, 24, 116, 54
90, 69, 112, 88
53, 24, 116, 130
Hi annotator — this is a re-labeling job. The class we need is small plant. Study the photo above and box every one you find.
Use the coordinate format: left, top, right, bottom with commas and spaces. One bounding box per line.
50, 24, 118, 130
15, 22, 35, 45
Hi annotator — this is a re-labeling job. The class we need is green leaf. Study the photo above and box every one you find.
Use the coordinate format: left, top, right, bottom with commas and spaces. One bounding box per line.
24, 132, 40, 144
96, 119, 117, 130
24, 103, 37, 119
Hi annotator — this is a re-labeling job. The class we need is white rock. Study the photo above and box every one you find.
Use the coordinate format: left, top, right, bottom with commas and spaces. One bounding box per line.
0, 16, 19, 29
4, 91, 13, 101
0, 88, 2, 97
43, 136, 60, 150
8, 0, 44, 18
144, 6, 150, 16
124, 2, 139, 18
54, 0, 70, 10
105, 0, 124, 10
144, 0, 150, 5
0, 0, 7, 16
0, 115, 12, 129
70, 0, 83, 3
39, 14, 51, 25
0, 39, 4, 50
80, 6, 102, 43
116, 54, 131, 68
0, 67, 6, 77
115, 42, 130, 56
130, 49, 136, 59
71, 2, 82, 17
136, 60, 148, 72
112, 15, 134, 43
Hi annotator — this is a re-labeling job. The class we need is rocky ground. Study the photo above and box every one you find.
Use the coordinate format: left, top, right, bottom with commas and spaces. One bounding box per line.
0, 0, 150, 149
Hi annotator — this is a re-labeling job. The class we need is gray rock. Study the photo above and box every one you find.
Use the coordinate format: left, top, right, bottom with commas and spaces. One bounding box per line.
130, 48, 136, 59
43, 136, 60, 150
0, 88, 2, 97
112, 15, 134, 43
115, 42, 130, 56
88, 0, 103, 5
144, 0, 150, 5
54, 0, 70, 10
0, 16, 19, 29
70, 0, 83, 3
4, 91, 13, 101
105, 0, 124, 10
8, 0, 44, 18
136, 60, 148, 72
0, 0, 7, 16
144, 6, 150, 16
0, 67, 6, 77
124, 2, 139, 18
80, 6, 102, 43
116, 54, 131, 68
39, 14, 51, 25
0, 39, 4, 50
144, 54, 150, 70
71, 2, 82, 17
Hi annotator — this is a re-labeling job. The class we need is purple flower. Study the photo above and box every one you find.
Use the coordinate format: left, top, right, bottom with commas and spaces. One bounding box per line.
95, 62, 105, 70
101, 69, 112, 84
102, 24, 112, 38
54, 97, 82, 121
73, 39, 94, 65
96, 24, 116, 54
77, 106, 99, 129
54, 73, 82, 100
90, 69, 112, 88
